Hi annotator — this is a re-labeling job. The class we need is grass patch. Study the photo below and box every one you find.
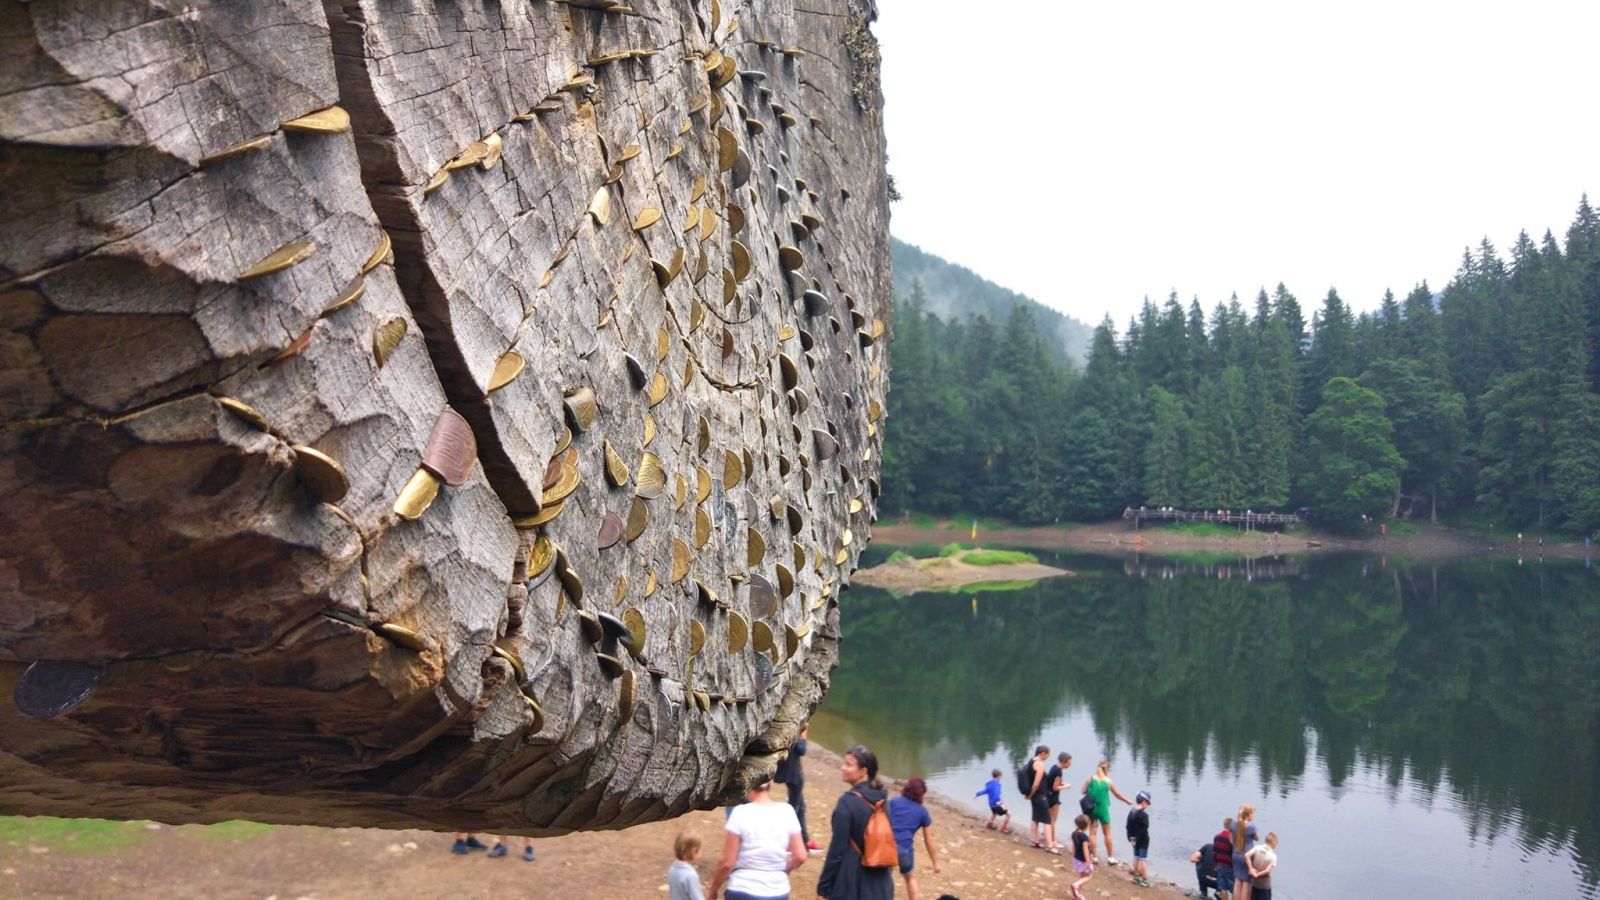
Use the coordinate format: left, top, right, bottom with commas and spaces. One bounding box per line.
962, 549, 1039, 566
884, 550, 911, 564
0, 817, 155, 855
938, 542, 964, 557
1384, 520, 1418, 536
1158, 521, 1245, 538
185, 820, 277, 842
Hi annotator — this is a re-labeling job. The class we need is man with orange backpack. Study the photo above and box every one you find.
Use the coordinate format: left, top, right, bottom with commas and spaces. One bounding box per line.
815, 744, 894, 900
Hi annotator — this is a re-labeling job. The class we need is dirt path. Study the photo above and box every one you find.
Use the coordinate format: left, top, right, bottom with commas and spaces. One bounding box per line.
0, 746, 1187, 900
872, 518, 1596, 560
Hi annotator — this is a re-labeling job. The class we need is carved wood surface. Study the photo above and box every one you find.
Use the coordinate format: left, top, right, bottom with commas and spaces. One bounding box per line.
0, 0, 888, 833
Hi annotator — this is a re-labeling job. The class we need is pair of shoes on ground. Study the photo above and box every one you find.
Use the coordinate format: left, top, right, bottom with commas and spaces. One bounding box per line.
451, 836, 489, 855
1106, 856, 1121, 866
489, 843, 537, 861
1071, 887, 1085, 900
1132, 874, 1151, 887
805, 840, 823, 855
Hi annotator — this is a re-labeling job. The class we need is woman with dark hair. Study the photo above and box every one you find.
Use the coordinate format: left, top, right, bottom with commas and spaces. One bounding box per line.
815, 745, 894, 900
888, 777, 941, 900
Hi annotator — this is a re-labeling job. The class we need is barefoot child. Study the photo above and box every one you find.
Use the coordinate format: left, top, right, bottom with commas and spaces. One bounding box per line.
668, 832, 704, 900
975, 768, 1012, 834
1070, 814, 1096, 900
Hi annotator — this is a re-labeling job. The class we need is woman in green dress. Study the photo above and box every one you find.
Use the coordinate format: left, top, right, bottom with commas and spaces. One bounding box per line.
1080, 760, 1133, 866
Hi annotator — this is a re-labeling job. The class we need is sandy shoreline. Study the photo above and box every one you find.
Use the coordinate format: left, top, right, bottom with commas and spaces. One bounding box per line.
852, 550, 1073, 593
0, 743, 1190, 899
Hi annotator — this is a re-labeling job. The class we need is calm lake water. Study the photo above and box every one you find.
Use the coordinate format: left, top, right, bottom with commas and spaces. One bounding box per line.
811, 547, 1600, 900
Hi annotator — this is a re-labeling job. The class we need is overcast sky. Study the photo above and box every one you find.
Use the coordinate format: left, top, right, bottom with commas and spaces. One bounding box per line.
875, 0, 1599, 328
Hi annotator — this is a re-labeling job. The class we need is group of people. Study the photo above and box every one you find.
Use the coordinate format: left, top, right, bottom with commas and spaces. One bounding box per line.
672, 737, 951, 900
986, 746, 1281, 900
1190, 805, 1280, 900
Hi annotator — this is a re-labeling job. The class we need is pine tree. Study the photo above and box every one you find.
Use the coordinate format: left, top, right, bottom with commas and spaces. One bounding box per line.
1303, 289, 1356, 409
1142, 386, 1187, 507
1304, 377, 1405, 526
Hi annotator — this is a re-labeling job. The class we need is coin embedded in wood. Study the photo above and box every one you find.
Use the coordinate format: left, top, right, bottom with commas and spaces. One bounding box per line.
747, 528, 766, 567
621, 608, 646, 656
731, 148, 752, 188
291, 445, 349, 503
778, 245, 804, 272
625, 496, 649, 542
528, 533, 556, 579
563, 386, 598, 431
239, 241, 316, 280
752, 620, 774, 654
394, 468, 442, 520
488, 351, 525, 393
13, 660, 103, 719
633, 207, 662, 231
282, 105, 350, 133
217, 396, 270, 431
598, 512, 625, 549
373, 317, 407, 366
588, 186, 612, 226
636, 452, 666, 499
513, 500, 566, 529
671, 539, 692, 583
689, 619, 706, 656
694, 507, 712, 548
603, 440, 631, 487
727, 611, 749, 653
647, 372, 669, 407
422, 408, 478, 486
749, 573, 778, 617
375, 622, 428, 652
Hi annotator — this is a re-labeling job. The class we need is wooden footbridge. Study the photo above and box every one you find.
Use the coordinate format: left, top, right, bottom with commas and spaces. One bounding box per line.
1123, 506, 1302, 529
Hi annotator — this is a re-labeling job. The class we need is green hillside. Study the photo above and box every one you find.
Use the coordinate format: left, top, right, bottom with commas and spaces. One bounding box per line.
891, 238, 1093, 368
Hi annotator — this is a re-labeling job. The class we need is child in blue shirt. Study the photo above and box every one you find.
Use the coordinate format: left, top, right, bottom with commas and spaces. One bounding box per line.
976, 768, 1012, 834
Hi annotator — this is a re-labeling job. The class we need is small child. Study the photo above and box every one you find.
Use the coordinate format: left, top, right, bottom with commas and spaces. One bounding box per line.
976, 768, 1012, 834
1247, 832, 1279, 900
1070, 813, 1096, 900
487, 834, 536, 861
669, 832, 704, 900
1126, 790, 1152, 887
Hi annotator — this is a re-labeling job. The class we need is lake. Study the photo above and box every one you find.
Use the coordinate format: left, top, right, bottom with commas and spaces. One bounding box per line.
811, 547, 1600, 899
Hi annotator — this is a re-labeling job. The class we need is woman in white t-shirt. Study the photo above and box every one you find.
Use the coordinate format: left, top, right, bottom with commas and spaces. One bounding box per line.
709, 779, 808, 900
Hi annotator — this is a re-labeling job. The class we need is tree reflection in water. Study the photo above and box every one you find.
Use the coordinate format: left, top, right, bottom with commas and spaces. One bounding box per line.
818, 552, 1600, 896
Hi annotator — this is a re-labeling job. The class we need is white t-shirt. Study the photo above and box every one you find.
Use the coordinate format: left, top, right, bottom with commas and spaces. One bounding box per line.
725, 801, 802, 895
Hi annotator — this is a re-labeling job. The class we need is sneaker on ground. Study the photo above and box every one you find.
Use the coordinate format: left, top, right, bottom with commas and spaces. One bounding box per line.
451, 840, 469, 855
488, 843, 507, 858
465, 836, 489, 851
1107, 856, 1120, 866
523, 846, 536, 862
805, 840, 822, 851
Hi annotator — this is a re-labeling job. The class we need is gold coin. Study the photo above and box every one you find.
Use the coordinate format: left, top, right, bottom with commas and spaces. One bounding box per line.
632, 207, 662, 231
752, 620, 774, 654
488, 350, 525, 393
375, 622, 427, 652
291, 445, 349, 503
671, 539, 692, 583
624, 496, 649, 542
636, 452, 666, 498
588, 185, 612, 226
373, 317, 407, 367
200, 135, 271, 166
239, 241, 316, 280
393, 468, 441, 520
603, 439, 631, 487
694, 507, 711, 548
727, 611, 748, 653
281, 105, 350, 133
747, 528, 766, 567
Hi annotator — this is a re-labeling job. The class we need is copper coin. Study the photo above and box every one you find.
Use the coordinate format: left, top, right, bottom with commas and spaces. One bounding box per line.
421, 408, 477, 486
598, 512, 625, 549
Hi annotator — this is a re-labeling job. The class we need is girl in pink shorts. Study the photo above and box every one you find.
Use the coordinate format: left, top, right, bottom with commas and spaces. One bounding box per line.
1069, 814, 1096, 900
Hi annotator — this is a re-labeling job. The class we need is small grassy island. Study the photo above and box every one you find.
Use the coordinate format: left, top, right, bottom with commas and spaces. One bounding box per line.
853, 543, 1072, 594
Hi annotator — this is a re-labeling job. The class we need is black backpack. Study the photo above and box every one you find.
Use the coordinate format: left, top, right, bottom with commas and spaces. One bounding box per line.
1016, 760, 1035, 796
1079, 793, 1098, 815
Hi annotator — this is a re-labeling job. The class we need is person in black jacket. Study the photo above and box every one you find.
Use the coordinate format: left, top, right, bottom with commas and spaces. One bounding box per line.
775, 723, 821, 852
1190, 839, 1219, 898
815, 744, 894, 900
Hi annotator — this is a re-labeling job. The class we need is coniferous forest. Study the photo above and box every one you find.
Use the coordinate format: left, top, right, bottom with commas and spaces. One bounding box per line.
880, 196, 1600, 533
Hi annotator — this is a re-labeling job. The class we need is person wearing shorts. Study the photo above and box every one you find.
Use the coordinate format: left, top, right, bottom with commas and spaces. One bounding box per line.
1069, 814, 1096, 900
1213, 817, 1236, 899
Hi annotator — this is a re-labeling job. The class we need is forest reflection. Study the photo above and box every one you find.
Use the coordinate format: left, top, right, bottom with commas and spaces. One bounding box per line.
826, 551, 1600, 889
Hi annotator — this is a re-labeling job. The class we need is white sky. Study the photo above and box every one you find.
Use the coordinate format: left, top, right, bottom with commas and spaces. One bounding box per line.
875, 0, 1599, 327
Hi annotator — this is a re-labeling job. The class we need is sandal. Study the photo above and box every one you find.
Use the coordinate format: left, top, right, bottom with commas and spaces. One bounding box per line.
985, 822, 997, 830
1032, 841, 1044, 849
